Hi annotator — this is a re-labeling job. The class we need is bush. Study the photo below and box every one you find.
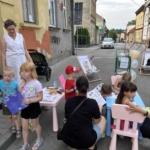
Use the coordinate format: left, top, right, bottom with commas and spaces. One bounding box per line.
74, 27, 90, 45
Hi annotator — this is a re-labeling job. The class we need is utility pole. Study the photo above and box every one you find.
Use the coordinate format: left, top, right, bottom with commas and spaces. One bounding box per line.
70, 0, 75, 55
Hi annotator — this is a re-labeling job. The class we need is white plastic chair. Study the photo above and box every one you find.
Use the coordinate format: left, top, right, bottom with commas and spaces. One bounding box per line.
109, 104, 145, 150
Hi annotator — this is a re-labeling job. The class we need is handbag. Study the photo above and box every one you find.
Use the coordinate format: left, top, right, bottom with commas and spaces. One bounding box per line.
57, 98, 87, 140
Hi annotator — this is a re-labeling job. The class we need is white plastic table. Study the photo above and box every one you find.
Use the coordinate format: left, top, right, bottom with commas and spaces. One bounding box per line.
40, 88, 64, 132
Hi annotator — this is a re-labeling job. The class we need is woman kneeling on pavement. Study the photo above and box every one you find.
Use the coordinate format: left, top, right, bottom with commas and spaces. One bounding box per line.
62, 76, 106, 150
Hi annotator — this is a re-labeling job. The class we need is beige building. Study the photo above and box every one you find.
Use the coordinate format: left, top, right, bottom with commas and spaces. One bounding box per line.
135, 5, 145, 43
74, 0, 97, 45
128, 28, 135, 42
126, 25, 135, 42
120, 32, 126, 42
96, 14, 108, 43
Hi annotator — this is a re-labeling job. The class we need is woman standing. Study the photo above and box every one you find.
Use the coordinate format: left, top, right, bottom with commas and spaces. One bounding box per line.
62, 76, 106, 150
1, 19, 32, 83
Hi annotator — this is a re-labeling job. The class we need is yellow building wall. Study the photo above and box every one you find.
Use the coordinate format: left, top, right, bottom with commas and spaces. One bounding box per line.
129, 32, 135, 42
0, 0, 51, 74
135, 29, 143, 43
120, 33, 125, 40
136, 12, 144, 29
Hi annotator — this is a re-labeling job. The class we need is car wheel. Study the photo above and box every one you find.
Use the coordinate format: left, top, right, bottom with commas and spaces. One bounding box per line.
112, 47, 114, 49
46, 68, 51, 81
101, 47, 103, 49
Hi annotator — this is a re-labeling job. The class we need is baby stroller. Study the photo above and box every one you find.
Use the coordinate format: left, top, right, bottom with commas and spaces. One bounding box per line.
28, 49, 52, 81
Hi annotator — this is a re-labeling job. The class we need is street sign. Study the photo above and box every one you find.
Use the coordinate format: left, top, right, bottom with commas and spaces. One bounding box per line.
99, 25, 103, 30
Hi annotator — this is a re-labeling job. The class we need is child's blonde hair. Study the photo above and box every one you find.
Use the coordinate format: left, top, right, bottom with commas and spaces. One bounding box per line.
122, 73, 131, 81
3, 66, 14, 74
20, 62, 37, 79
101, 84, 112, 95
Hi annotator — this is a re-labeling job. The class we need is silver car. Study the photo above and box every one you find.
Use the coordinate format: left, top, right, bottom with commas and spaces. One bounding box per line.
101, 38, 114, 49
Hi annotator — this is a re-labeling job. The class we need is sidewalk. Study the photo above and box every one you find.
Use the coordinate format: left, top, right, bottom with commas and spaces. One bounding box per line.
75, 44, 100, 51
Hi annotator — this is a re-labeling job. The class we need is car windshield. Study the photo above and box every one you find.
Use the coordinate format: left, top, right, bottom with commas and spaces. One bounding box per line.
103, 38, 113, 42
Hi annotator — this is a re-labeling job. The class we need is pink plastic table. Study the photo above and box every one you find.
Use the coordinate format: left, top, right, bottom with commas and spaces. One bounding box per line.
40, 91, 64, 132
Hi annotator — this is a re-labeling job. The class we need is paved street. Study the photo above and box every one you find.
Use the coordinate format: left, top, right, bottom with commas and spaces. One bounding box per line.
5, 43, 150, 150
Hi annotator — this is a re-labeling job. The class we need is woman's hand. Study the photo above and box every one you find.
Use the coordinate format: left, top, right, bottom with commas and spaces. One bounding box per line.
23, 98, 31, 104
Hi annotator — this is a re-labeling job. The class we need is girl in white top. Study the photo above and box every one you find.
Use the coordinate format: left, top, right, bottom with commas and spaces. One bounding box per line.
1, 19, 32, 83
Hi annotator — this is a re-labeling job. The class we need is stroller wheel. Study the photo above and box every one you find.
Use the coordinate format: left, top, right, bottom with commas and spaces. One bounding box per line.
46, 68, 51, 81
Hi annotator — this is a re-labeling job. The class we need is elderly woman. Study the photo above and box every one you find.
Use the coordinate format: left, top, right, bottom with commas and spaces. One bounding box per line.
1, 19, 32, 83
127, 102, 150, 139
62, 76, 106, 150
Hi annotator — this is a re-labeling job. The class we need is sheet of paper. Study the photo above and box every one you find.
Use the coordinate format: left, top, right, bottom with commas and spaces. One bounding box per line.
87, 88, 106, 106
42, 88, 59, 102
120, 57, 129, 68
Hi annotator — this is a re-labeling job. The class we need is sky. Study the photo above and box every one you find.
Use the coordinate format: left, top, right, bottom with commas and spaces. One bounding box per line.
96, 0, 145, 29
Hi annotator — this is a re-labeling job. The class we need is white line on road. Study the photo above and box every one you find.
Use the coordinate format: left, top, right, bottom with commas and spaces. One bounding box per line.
107, 57, 115, 58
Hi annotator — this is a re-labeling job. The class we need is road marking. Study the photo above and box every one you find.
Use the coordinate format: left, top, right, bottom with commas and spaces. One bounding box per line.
107, 57, 115, 58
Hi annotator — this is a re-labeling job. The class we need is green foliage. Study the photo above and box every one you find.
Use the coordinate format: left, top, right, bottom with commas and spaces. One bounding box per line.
74, 27, 90, 45
127, 20, 136, 26
115, 29, 125, 34
109, 29, 117, 41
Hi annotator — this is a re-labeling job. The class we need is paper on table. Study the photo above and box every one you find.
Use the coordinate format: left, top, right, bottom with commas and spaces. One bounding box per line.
87, 88, 106, 106
42, 88, 59, 102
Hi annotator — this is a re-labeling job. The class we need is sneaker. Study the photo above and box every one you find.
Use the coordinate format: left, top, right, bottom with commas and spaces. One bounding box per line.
19, 144, 29, 150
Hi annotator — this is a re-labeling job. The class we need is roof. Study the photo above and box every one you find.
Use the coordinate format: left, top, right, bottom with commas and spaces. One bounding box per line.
135, 5, 145, 15
128, 27, 135, 34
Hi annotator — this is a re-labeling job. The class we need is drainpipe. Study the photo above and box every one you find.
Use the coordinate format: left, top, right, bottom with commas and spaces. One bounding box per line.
71, 0, 75, 55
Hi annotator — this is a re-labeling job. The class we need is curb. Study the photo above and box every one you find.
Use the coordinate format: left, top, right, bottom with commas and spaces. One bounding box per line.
0, 130, 16, 150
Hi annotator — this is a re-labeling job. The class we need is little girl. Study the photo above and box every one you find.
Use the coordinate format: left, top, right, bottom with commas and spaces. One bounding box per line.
114, 72, 132, 91
114, 81, 137, 131
19, 62, 43, 150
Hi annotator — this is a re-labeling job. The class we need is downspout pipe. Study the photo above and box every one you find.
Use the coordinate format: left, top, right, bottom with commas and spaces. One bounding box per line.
71, 0, 75, 55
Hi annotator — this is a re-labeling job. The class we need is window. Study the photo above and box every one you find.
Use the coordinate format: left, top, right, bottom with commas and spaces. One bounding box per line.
63, 0, 67, 28
22, 0, 36, 23
49, 0, 56, 27
74, 2, 83, 25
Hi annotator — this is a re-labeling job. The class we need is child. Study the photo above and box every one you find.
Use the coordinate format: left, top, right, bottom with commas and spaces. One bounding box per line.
114, 72, 132, 91
65, 65, 81, 101
19, 62, 43, 150
0, 66, 21, 138
101, 84, 118, 98
114, 81, 137, 131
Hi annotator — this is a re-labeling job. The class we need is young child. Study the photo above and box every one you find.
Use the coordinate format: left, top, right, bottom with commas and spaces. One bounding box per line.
114, 72, 132, 91
19, 62, 43, 150
65, 65, 80, 101
0, 66, 21, 138
101, 84, 118, 98
114, 81, 137, 131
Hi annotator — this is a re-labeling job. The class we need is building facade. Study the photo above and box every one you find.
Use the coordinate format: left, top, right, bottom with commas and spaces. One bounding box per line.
143, 3, 150, 41
96, 13, 108, 44
126, 25, 135, 42
135, 5, 145, 43
0, 0, 72, 73
128, 27, 135, 42
74, 0, 97, 45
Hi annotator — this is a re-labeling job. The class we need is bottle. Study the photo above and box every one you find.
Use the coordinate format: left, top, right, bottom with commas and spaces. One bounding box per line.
53, 78, 57, 89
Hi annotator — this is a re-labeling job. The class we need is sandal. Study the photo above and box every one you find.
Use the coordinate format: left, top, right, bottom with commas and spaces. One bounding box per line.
16, 130, 22, 138
19, 144, 29, 150
32, 139, 43, 150
10, 126, 16, 134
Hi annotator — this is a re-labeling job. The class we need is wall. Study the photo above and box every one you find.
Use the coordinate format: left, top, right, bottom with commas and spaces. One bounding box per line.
0, 0, 51, 73
143, 7, 150, 40
129, 32, 135, 42
74, 0, 96, 45
136, 12, 144, 29
135, 29, 143, 43
49, 0, 72, 65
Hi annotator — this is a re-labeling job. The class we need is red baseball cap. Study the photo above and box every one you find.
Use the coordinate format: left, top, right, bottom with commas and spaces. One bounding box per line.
65, 65, 81, 75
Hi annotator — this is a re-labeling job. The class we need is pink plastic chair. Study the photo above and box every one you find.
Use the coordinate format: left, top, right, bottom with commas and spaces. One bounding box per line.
111, 75, 121, 85
109, 104, 145, 150
59, 74, 66, 90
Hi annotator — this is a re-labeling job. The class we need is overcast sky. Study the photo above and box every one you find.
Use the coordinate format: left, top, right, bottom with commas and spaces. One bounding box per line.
96, 0, 145, 29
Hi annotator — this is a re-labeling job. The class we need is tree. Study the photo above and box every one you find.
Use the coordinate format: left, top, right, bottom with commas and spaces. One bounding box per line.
127, 20, 136, 26
109, 29, 117, 41
74, 27, 90, 45
115, 29, 125, 34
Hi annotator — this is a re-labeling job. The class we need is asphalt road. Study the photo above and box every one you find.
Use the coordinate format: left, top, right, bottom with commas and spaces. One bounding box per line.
6, 43, 149, 150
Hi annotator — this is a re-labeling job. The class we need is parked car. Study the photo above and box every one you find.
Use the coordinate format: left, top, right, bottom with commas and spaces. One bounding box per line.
101, 38, 114, 49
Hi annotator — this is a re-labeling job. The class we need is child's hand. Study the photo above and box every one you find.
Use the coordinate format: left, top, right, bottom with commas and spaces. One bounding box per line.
23, 98, 31, 104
